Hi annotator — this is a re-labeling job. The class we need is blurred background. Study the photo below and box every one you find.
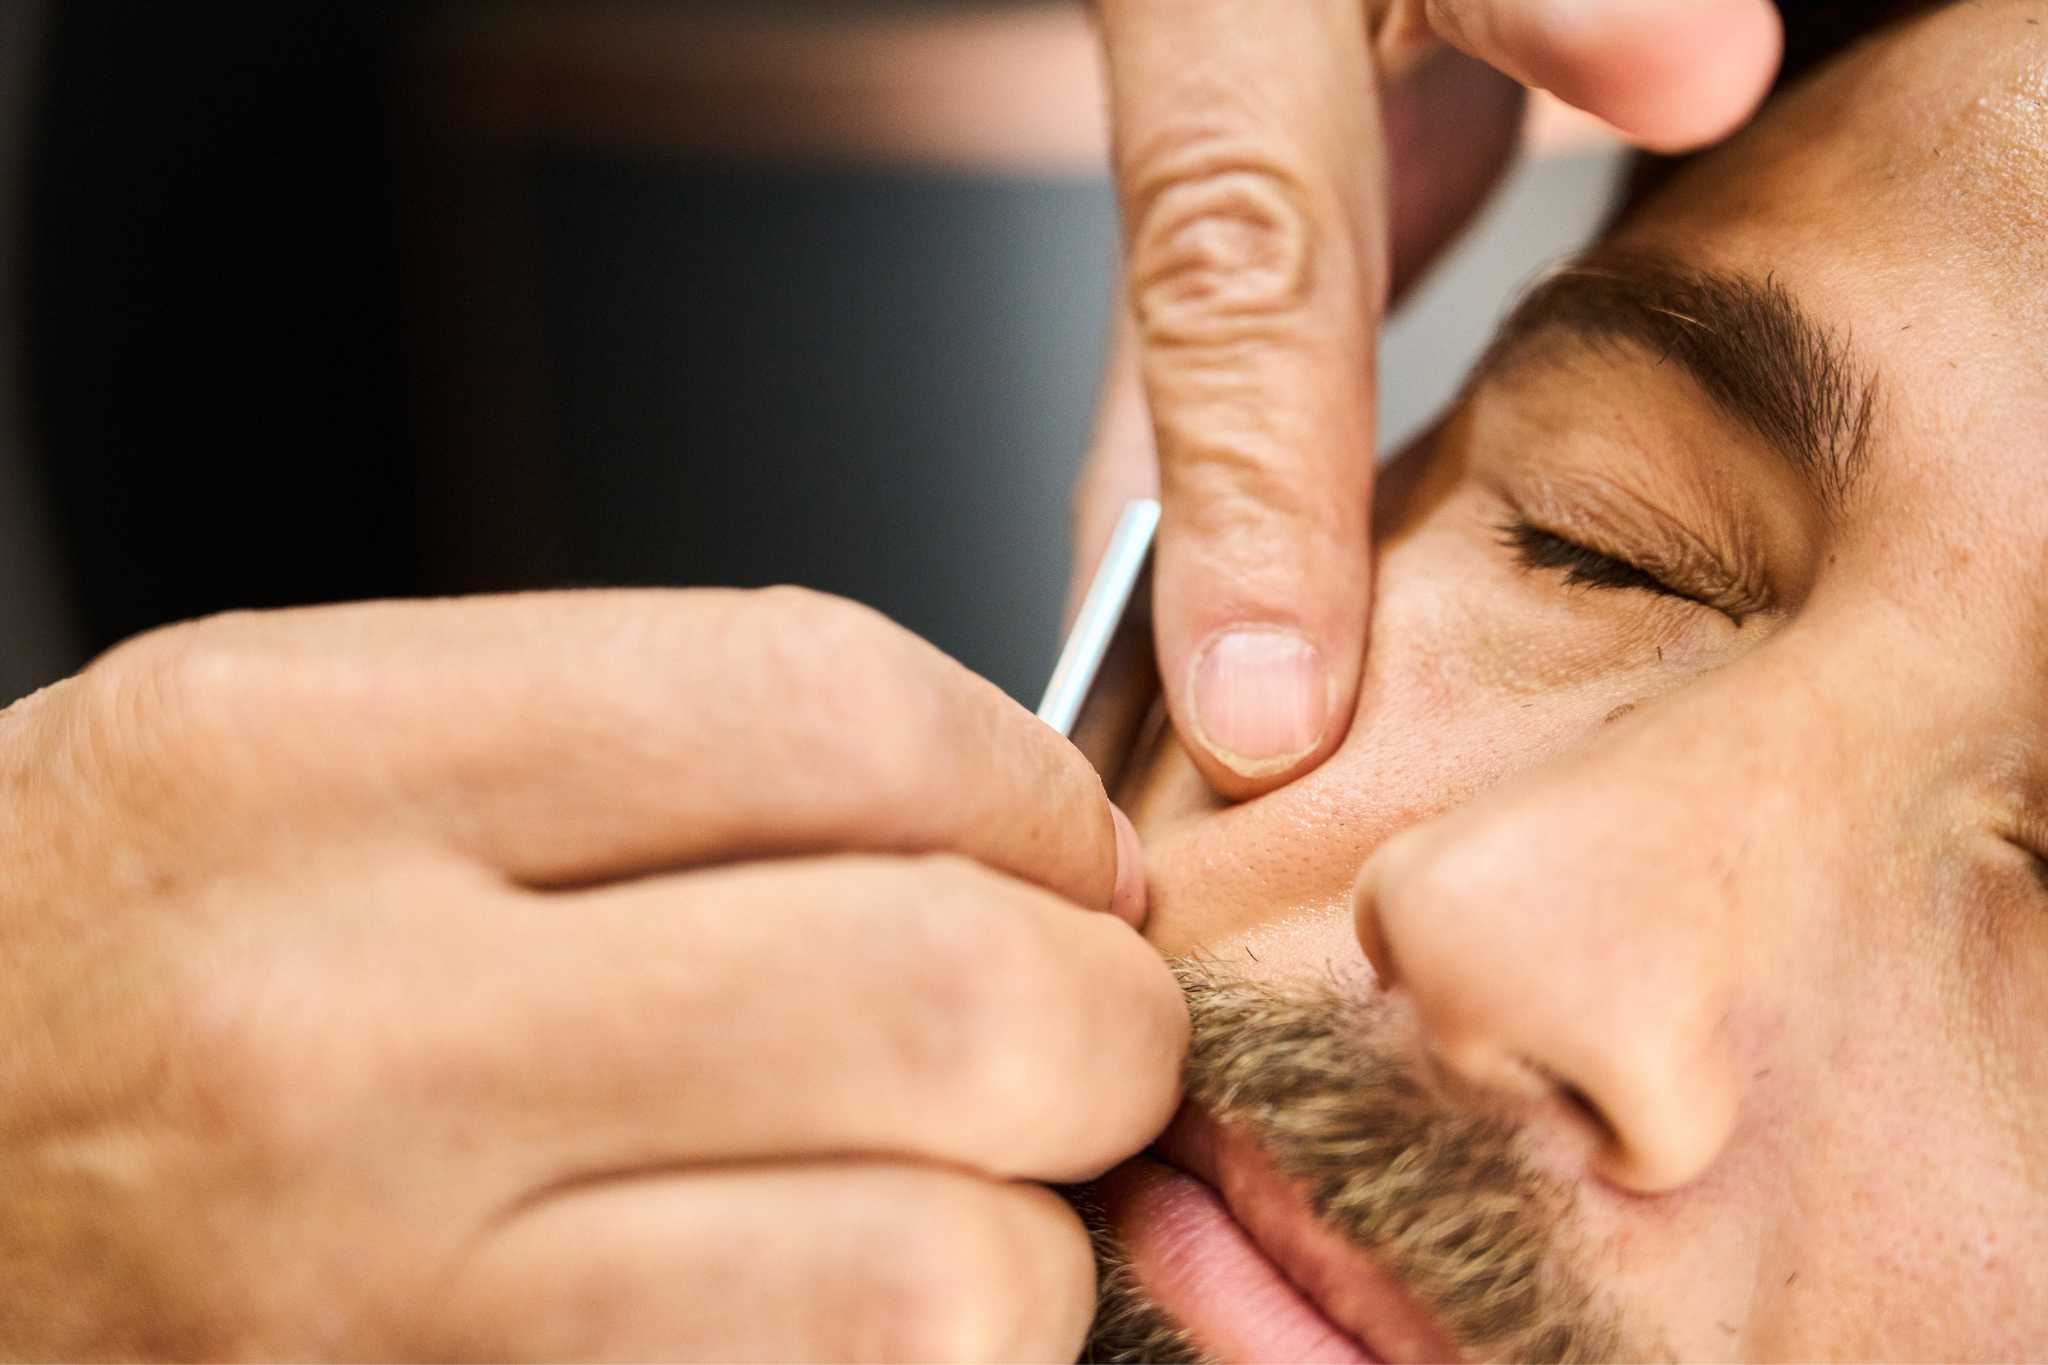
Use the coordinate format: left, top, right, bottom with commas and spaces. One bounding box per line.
1, 0, 1622, 707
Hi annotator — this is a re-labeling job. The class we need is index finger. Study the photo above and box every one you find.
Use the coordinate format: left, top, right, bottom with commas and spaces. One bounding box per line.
1097, 0, 1382, 798
84, 589, 1143, 921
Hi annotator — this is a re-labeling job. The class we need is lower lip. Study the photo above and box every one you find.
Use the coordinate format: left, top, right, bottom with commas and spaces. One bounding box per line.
1099, 1156, 1380, 1365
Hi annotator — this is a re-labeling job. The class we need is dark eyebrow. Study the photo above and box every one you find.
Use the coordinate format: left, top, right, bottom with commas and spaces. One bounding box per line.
1480, 248, 1883, 512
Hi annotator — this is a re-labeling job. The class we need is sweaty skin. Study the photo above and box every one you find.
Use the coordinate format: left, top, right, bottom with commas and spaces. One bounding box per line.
1090, 4, 2048, 1360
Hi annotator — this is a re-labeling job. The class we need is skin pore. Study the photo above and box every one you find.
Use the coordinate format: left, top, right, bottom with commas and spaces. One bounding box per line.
1083, 3, 2048, 1360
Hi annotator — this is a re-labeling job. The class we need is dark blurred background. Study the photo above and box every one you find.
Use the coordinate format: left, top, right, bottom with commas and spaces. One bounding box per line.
2, 0, 1620, 707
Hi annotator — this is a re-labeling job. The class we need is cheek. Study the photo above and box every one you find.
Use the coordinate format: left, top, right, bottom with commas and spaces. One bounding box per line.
1349, 525, 1641, 795
1744, 930, 2048, 1361
1124, 738, 1390, 960
1128, 530, 1625, 960
1394, 519, 1710, 698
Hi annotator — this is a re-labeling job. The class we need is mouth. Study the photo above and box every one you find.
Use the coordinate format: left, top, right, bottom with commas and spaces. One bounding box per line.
1098, 1102, 1466, 1365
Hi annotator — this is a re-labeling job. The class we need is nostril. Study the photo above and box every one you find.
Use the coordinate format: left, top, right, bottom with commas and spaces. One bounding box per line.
1506, 1051, 1608, 1135
1552, 1075, 1621, 1152
1352, 883, 1396, 989
1350, 827, 1436, 988
1420, 1035, 1557, 1109
1487, 1057, 1681, 1193
1351, 796, 1745, 1196
1586, 1060, 1744, 1194
1500, 1052, 1624, 1158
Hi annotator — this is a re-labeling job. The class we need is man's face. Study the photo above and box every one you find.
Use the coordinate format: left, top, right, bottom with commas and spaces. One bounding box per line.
1089, 4, 2048, 1359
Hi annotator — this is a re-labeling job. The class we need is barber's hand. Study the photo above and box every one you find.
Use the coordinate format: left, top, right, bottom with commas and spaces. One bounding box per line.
2, 590, 1184, 1360
1078, 0, 1782, 796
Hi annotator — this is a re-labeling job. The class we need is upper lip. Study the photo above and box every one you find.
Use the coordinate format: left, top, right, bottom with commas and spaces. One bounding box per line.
1153, 1102, 1468, 1365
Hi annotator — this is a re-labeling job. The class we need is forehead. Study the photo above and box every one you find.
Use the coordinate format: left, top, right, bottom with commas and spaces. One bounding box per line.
1601, 2, 2048, 581
1632, 2, 2048, 283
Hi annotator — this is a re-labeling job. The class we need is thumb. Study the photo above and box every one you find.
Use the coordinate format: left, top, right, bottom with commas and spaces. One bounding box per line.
1424, 0, 1783, 152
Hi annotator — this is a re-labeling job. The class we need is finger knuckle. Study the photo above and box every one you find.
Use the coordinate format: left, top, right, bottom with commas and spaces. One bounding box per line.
862, 1191, 1035, 1362
159, 953, 342, 1174
744, 585, 944, 809
896, 859, 1028, 1018
84, 619, 230, 744
744, 587, 903, 703
891, 862, 1068, 1119
745, 589, 958, 822
72, 615, 280, 794
1125, 133, 1320, 347
746, 586, 866, 693
748, 583, 883, 644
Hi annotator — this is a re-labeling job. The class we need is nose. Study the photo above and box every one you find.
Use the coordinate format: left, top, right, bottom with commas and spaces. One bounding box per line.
1353, 723, 1761, 1193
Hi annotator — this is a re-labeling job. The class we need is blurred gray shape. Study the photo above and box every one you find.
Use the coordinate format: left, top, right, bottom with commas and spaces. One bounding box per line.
530, 142, 1621, 706
1378, 146, 1625, 453
536, 157, 1117, 704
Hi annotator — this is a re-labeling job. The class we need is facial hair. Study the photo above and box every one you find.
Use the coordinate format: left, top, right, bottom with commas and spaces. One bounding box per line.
1078, 959, 1648, 1364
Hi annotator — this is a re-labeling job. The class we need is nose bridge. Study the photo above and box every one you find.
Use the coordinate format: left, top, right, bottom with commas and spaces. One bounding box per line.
1359, 646, 1838, 1192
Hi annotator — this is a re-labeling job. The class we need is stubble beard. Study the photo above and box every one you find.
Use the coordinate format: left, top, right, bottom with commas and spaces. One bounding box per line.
1075, 959, 1648, 1364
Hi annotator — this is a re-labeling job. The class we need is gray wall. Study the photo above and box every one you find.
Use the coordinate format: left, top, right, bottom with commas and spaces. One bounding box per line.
535, 158, 1117, 702
530, 145, 1621, 703
2, 0, 1621, 710
1379, 148, 1622, 454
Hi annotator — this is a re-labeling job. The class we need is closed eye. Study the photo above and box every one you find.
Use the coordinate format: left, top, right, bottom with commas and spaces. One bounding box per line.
1499, 521, 1691, 601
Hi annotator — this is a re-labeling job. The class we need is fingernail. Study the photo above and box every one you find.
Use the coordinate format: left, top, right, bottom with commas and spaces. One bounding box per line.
1187, 628, 1329, 778
1109, 803, 1149, 929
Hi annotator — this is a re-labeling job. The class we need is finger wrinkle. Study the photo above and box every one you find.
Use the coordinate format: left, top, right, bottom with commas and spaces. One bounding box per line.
1126, 150, 1323, 345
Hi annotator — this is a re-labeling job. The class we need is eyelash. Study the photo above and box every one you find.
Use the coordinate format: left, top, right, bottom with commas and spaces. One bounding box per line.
1499, 521, 1689, 601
